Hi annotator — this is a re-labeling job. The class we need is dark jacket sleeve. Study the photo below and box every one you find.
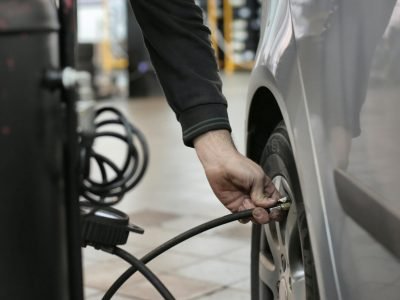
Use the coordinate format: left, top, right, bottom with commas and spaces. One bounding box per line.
129, 0, 231, 147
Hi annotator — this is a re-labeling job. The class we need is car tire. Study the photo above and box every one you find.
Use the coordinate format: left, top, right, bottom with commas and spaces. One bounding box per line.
250, 122, 319, 300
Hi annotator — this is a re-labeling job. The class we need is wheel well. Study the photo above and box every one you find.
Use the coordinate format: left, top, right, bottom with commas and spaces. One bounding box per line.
246, 87, 283, 162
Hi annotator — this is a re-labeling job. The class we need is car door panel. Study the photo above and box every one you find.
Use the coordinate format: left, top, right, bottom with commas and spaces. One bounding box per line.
289, 0, 400, 299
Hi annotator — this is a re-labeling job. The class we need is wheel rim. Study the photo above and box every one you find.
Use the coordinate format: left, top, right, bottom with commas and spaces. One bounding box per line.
258, 175, 306, 300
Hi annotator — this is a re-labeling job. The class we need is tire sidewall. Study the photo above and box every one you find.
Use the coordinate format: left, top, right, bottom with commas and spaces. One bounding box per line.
251, 122, 319, 299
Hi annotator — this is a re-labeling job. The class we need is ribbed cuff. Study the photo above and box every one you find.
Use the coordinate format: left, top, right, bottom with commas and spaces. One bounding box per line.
179, 103, 232, 147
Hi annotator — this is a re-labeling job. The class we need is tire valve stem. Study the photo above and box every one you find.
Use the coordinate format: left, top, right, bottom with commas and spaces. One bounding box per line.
269, 196, 291, 213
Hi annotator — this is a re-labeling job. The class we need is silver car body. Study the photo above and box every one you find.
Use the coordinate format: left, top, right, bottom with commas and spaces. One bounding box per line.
246, 0, 400, 299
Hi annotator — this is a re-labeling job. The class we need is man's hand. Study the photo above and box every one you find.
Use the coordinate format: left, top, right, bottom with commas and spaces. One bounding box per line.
194, 130, 280, 224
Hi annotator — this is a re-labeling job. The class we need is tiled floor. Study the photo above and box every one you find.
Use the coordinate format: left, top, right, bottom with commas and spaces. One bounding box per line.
83, 73, 253, 299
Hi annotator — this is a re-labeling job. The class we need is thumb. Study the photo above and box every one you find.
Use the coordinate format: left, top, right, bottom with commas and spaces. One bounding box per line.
250, 173, 278, 208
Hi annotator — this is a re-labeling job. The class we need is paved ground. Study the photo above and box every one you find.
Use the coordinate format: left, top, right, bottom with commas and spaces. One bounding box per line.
83, 73, 253, 299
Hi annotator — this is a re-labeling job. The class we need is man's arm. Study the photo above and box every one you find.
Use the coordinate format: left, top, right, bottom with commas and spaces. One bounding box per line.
129, 0, 280, 223
129, 0, 230, 146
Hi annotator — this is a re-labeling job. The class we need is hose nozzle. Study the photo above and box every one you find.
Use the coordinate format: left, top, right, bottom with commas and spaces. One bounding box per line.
269, 196, 291, 213
278, 202, 291, 211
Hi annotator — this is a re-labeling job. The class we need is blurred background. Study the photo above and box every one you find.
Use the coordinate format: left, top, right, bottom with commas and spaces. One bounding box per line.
76, 0, 261, 99
78, 1, 261, 299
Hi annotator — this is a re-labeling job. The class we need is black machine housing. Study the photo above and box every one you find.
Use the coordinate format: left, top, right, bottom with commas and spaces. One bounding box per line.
0, 1, 83, 299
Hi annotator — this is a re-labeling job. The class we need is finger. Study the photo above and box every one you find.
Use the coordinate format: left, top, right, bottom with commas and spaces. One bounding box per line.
264, 177, 281, 201
252, 207, 270, 224
252, 197, 278, 208
268, 188, 281, 202
238, 203, 251, 224
269, 209, 282, 221
255, 178, 281, 208
251, 173, 281, 208
242, 198, 259, 223
250, 168, 268, 204
238, 218, 250, 224
264, 175, 276, 196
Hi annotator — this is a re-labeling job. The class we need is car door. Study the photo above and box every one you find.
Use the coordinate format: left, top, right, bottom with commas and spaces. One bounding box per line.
290, 0, 400, 299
